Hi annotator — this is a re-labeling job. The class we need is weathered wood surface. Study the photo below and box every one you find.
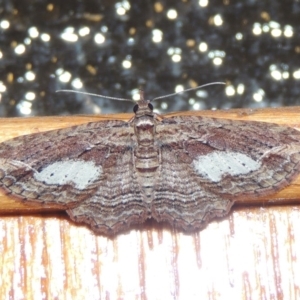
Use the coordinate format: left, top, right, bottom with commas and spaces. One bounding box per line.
0, 107, 300, 299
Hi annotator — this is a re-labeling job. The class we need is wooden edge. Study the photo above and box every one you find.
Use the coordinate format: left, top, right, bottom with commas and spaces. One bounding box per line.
1, 106, 300, 213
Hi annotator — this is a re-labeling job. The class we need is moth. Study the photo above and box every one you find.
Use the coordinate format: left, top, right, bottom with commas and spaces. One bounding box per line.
1, 90, 300, 235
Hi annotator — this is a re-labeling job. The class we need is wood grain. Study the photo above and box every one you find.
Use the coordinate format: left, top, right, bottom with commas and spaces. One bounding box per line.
1, 107, 300, 299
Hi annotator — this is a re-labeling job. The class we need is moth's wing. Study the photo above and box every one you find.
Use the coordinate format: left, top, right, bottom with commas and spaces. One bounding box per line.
0, 120, 147, 234
152, 115, 300, 231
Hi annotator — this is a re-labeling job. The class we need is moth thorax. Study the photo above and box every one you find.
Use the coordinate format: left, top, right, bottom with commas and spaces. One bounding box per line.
135, 118, 156, 146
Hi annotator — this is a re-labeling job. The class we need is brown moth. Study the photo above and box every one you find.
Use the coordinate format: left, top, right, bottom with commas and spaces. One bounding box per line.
0, 91, 300, 235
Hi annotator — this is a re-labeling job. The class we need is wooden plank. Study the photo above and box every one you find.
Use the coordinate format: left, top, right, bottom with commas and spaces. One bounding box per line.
1, 106, 300, 212
1, 107, 300, 299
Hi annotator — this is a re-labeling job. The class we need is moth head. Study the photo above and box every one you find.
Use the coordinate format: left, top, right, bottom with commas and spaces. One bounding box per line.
133, 101, 153, 112
133, 100, 154, 117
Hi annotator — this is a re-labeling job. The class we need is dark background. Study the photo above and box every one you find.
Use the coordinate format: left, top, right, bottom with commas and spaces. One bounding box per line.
0, 0, 299, 117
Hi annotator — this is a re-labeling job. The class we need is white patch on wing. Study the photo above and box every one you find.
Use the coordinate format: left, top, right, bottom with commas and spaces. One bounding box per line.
192, 151, 261, 182
34, 160, 102, 189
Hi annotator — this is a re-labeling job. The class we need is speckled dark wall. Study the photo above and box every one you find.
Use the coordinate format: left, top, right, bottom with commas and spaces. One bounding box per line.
0, 0, 299, 117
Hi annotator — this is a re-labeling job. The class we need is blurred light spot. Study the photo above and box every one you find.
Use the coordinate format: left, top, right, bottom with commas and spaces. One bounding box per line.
152, 29, 163, 43
7, 73, 13, 82
199, 0, 208, 7
61, 27, 78, 42
293, 69, 300, 79
17, 100, 32, 115
127, 37, 135, 45
154, 2, 164, 13
252, 23, 262, 35
186, 39, 195, 47
83, 13, 103, 22
237, 84, 245, 95
79, 26, 90, 37
294, 47, 300, 54
213, 14, 223, 26
175, 85, 184, 93
212, 57, 222, 65
115, 1, 131, 15
189, 98, 195, 105
116, 6, 126, 15
193, 102, 201, 110
282, 72, 289, 79
271, 28, 282, 37
0, 20, 10, 29
94, 33, 105, 44
167, 47, 182, 62
235, 33, 243, 40
71, 78, 83, 89
172, 54, 181, 62
269, 21, 280, 29
270, 70, 282, 80
60, 72, 72, 82
161, 102, 168, 110
253, 89, 265, 102
47, 3, 54, 11
167, 47, 176, 55
0, 50, 2, 59
25, 91, 36, 101
86, 65, 97, 75
14, 44, 26, 55
208, 50, 225, 58
269, 64, 276, 71
188, 79, 198, 88
198, 42, 208, 52
41, 33, 51, 42
132, 89, 140, 101
28, 27, 39, 38
24, 38, 31, 45
269, 64, 289, 81
17, 77, 24, 83
262, 24, 270, 32
284, 25, 293, 37
108, 56, 116, 64
260, 11, 270, 21
129, 27, 136, 35
56, 69, 72, 83
146, 20, 153, 27
0, 81, 7, 92
167, 9, 177, 19
101, 26, 108, 33
208, 49, 225, 65
92, 106, 101, 114
122, 59, 132, 69
225, 85, 235, 96
56, 68, 63, 75
25, 71, 35, 81
196, 90, 208, 98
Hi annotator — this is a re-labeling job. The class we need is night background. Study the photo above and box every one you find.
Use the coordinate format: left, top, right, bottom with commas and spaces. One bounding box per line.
0, 0, 299, 117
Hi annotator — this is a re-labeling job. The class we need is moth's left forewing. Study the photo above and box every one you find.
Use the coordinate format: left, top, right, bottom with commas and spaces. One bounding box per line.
0, 120, 135, 206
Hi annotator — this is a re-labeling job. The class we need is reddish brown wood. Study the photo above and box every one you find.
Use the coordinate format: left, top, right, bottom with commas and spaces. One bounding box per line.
1, 106, 300, 213
1, 107, 300, 299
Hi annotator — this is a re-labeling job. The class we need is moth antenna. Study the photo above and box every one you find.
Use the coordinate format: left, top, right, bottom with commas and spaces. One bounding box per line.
152, 82, 225, 102
56, 90, 134, 102
139, 89, 145, 101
